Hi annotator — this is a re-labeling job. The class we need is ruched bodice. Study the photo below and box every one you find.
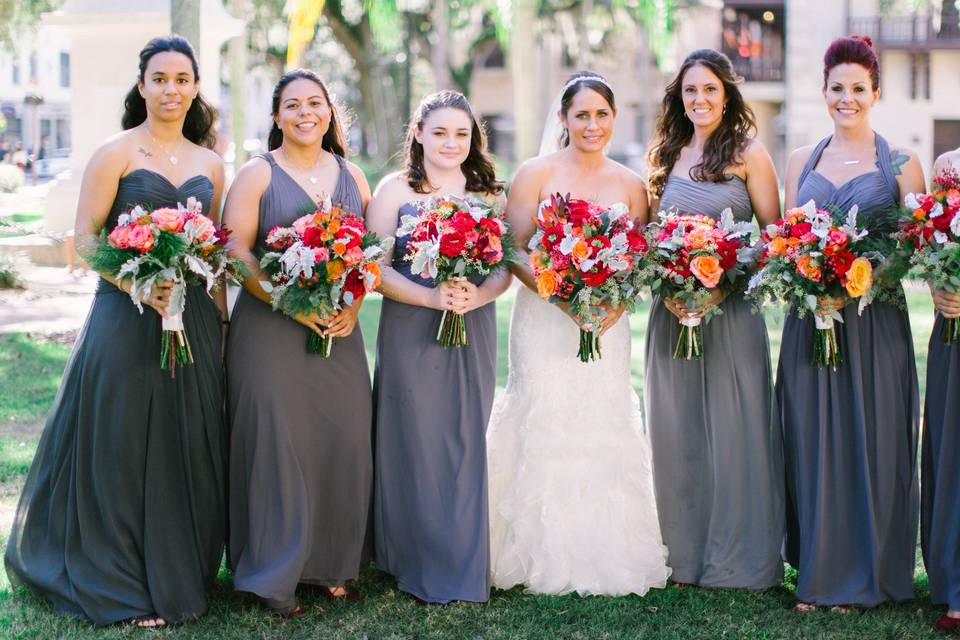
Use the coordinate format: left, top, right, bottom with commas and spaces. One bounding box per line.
108, 169, 214, 230
659, 174, 754, 222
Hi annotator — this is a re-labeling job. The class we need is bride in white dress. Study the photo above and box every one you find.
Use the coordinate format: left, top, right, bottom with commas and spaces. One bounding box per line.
487, 72, 671, 596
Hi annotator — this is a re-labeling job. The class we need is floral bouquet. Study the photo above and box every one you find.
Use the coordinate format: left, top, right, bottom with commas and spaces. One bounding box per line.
86, 197, 244, 375
528, 193, 646, 362
895, 168, 960, 344
638, 209, 755, 360
259, 196, 389, 357
746, 200, 878, 368
396, 194, 513, 348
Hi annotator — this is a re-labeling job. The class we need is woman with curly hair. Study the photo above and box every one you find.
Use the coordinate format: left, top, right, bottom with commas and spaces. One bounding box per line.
645, 48, 784, 590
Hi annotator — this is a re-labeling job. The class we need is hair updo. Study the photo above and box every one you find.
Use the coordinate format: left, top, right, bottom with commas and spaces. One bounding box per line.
558, 71, 616, 148
823, 35, 880, 91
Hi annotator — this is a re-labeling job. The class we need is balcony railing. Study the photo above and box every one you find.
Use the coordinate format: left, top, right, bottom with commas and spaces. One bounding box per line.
848, 15, 960, 50
728, 56, 784, 82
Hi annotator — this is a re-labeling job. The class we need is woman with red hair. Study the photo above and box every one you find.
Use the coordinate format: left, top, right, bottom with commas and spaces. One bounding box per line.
777, 35, 925, 612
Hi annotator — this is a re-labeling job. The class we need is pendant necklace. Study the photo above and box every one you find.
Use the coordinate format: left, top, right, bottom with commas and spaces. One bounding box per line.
843, 159, 861, 165
281, 148, 323, 184
146, 128, 183, 166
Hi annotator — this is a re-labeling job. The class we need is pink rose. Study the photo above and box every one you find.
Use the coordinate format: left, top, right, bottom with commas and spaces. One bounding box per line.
108, 224, 131, 249
187, 215, 215, 242
948, 191, 960, 209
151, 208, 185, 232
312, 246, 330, 262
127, 224, 156, 253
292, 215, 314, 235
344, 245, 365, 266
828, 229, 849, 248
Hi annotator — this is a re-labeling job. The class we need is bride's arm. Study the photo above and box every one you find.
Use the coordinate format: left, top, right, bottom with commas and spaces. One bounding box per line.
505, 160, 545, 294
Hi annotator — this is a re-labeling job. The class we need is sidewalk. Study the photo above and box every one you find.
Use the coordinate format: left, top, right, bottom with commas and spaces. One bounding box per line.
0, 264, 96, 336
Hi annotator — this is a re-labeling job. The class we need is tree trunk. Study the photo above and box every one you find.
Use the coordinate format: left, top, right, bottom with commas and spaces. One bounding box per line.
577, 0, 593, 68
431, 0, 451, 90
511, 0, 539, 163
170, 0, 201, 50
227, 0, 249, 167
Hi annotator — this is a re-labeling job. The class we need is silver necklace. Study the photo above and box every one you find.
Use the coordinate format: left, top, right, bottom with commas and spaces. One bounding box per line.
146, 128, 183, 166
843, 159, 861, 165
280, 148, 324, 184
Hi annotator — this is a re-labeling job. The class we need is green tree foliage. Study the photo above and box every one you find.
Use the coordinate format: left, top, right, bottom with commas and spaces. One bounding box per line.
0, 0, 62, 50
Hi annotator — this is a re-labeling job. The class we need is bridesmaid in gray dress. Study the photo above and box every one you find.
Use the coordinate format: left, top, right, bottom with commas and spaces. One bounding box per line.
922, 149, 960, 633
5, 37, 227, 628
224, 70, 373, 616
366, 91, 510, 604
778, 36, 925, 611
644, 49, 784, 590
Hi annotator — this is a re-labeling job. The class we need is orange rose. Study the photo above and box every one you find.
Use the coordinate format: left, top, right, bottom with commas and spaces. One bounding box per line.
363, 261, 382, 289
796, 254, 822, 282
571, 239, 590, 263
684, 228, 712, 250
690, 255, 722, 288
913, 208, 926, 220
326, 258, 346, 282
844, 257, 873, 297
767, 236, 788, 257
332, 241, 348, 256
536, 270, 561, 298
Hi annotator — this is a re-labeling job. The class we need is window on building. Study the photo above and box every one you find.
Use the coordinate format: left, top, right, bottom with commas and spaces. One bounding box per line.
934, 120, 960, 163
29, 52, 37, 80
12, 60, 19, 85
59, 52, 70, 88
721, 3, 785, 82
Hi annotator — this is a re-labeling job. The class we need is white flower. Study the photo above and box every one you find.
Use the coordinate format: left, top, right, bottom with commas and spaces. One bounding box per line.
279, 242, 317, 280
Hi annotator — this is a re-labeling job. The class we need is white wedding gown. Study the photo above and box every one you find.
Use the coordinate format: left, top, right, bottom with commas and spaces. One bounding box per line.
487, 285, 672, 596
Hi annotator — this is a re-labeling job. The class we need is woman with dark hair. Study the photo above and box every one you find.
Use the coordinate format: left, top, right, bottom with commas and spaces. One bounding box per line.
485, 71, 670, 596
923, 147, 960, 632
778, 35, 924, 612
222, 69, 372, 616
644, 48, 784, 590
367, 89, 509, 604
5, 35, 227, 628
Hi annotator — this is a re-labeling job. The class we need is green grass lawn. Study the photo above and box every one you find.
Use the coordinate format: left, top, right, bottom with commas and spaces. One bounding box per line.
0, 286, 948, 639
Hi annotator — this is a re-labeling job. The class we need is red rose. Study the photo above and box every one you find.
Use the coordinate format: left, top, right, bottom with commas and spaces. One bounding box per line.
450, 210, 478, 233
479, 216, 503, 235
627, 230, 648, 254
790, 222, 812, 238
342, 268, 366, 301
540, 224, 565, 250
933, 211, 953, 232
717, 241, 738, 270
439, 232, 467, 257
302, 226, 326, 248
567, 199, 594, 226
829, 250, 855, 278
581, 266, 612, 286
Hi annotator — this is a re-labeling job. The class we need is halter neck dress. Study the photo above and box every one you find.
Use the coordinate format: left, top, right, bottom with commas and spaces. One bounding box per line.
777, 132, 919, 607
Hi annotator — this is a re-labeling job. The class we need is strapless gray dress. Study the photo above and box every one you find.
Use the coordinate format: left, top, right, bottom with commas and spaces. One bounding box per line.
227, 153, 372, 610
372, 202, 496, 603
778, 133, 919, 607
644, 175, 785, 589
5, 169, 227, 625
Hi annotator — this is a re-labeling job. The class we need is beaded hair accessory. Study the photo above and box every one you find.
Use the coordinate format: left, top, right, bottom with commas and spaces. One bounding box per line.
561, 75, 612, 94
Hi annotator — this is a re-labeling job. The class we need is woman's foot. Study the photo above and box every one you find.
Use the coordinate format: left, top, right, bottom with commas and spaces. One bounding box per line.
127, 615, 167, 628
319, 585, 363, 602
935, 613, 960, 632
794, 602, 817, 613
830, 605, 855, 615
271, 605, 306, 619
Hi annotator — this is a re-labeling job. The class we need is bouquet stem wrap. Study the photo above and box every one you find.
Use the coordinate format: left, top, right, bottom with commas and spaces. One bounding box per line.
307, 331, 333, 357
943, 317, 960, 345
437, 310, 468, 348
578, 328, 600, 363
160, 313, 193, 376
674, 316, 703, 360
812, 313, 841, 369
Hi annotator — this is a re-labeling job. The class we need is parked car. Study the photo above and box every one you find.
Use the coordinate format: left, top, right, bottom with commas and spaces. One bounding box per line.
35, 148, 70, 179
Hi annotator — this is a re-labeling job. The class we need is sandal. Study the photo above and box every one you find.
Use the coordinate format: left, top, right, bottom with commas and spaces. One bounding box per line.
127, 615, 167, 628
794, 602, 817, 613
320, 585, 363, 602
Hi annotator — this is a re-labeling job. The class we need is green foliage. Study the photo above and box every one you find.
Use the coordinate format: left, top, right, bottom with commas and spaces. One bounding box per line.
0, 334, 70, 422
0, 0, 62, 50
0, 257, 22, 289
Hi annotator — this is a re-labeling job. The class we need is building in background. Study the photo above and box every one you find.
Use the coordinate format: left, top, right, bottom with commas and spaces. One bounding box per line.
0, 25, 72, 158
